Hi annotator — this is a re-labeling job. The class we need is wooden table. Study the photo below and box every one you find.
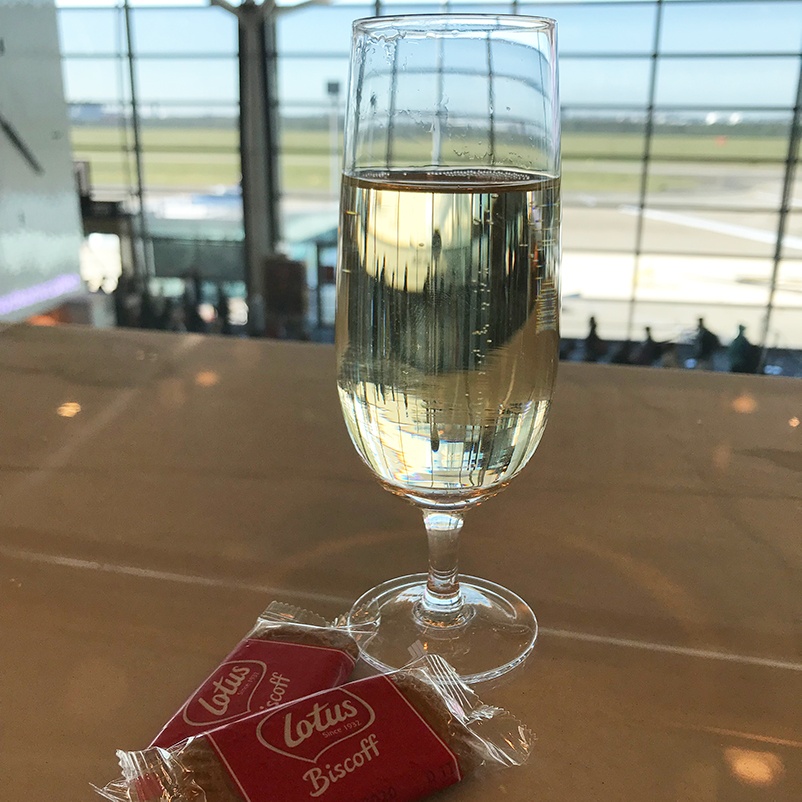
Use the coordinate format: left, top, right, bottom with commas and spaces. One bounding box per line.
1, 324, 800, 800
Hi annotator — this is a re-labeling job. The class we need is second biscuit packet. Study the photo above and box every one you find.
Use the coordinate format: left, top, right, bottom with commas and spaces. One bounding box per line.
150, 601, 360, 748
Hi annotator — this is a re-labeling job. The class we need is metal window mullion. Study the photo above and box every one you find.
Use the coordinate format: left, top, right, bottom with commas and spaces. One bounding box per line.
625, 0, 664, 342
264, 12, 282, 249
432, 34, 445, 165
123, 0, 153, 279
385, 41, 399, 167
115, 4, 135, 200
487, 34, 495, 161
760, 47, 802, 352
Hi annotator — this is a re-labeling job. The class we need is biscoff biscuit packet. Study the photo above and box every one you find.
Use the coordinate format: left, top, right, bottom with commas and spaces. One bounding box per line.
95, 655, 533, 802
149, 601, 361, 749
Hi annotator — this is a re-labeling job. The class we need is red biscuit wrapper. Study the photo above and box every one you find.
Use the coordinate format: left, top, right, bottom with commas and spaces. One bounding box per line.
95, 656, 533, 802
150, 602, 360, 748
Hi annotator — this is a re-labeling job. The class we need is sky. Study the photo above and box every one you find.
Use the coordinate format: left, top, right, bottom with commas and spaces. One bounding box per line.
55, 0, 802, 111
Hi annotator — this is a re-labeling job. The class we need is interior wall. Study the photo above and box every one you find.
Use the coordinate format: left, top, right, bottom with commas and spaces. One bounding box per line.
0, 0, 83, 322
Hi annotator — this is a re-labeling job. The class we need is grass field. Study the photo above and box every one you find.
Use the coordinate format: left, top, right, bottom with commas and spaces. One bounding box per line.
69, 124, 792, 194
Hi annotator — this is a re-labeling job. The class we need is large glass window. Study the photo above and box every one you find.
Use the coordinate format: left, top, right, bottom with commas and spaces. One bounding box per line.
655, 57, 800, 108
640, 210, 780, 258
135, 59, 238, 104
785, 213, 802, 250
62, 58, 125, 103
649, 112, 792, 163
57, 0, 802, 356
520, 3, 656, 55
278, 57, 349, 106
277, 5, 360, 55
562, 58, 653, 107
58, 8, 120, 54
659, 2, 802, 55
643, 162, 787, 210
563, 207, 640, 252
131, 7, 237, 54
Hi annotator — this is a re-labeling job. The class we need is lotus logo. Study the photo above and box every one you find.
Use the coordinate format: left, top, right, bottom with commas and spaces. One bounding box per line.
183, 661, 266, 726
256, 688, 375, 763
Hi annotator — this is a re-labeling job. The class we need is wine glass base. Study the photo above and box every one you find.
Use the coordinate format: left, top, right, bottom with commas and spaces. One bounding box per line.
347, 574, 537, 684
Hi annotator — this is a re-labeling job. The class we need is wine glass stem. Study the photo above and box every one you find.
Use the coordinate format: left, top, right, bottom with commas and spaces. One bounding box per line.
421, 510, 465, 621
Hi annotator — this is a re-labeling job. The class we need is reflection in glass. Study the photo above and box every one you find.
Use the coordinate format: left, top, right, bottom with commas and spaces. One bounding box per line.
338, 172, 559, 500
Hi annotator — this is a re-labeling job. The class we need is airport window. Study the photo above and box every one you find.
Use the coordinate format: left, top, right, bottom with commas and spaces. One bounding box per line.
57, 0, 802, 346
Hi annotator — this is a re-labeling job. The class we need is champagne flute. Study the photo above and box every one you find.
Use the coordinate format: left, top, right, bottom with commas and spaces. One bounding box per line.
336, 14, 560, 683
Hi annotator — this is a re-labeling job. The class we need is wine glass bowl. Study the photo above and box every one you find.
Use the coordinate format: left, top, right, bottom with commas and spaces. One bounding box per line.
336, 14, 560, 683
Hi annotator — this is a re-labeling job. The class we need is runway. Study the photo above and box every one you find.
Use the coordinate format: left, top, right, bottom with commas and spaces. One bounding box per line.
560, 195, 802, 346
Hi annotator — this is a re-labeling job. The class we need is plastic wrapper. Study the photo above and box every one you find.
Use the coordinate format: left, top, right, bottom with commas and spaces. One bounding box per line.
95, 655, 532, 802
149, 601, 360, 748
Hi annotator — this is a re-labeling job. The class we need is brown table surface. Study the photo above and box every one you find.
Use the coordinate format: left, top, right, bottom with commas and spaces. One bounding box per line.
1, 323, 800, 801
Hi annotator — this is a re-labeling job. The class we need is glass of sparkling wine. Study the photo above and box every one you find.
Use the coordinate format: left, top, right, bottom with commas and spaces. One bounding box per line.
337, 14, 560, 683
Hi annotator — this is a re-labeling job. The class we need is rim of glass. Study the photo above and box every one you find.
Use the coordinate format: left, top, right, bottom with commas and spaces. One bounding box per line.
353, 13, 556, 36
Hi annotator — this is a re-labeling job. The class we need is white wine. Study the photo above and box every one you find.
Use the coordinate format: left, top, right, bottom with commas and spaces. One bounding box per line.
336, 168, 560, 508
